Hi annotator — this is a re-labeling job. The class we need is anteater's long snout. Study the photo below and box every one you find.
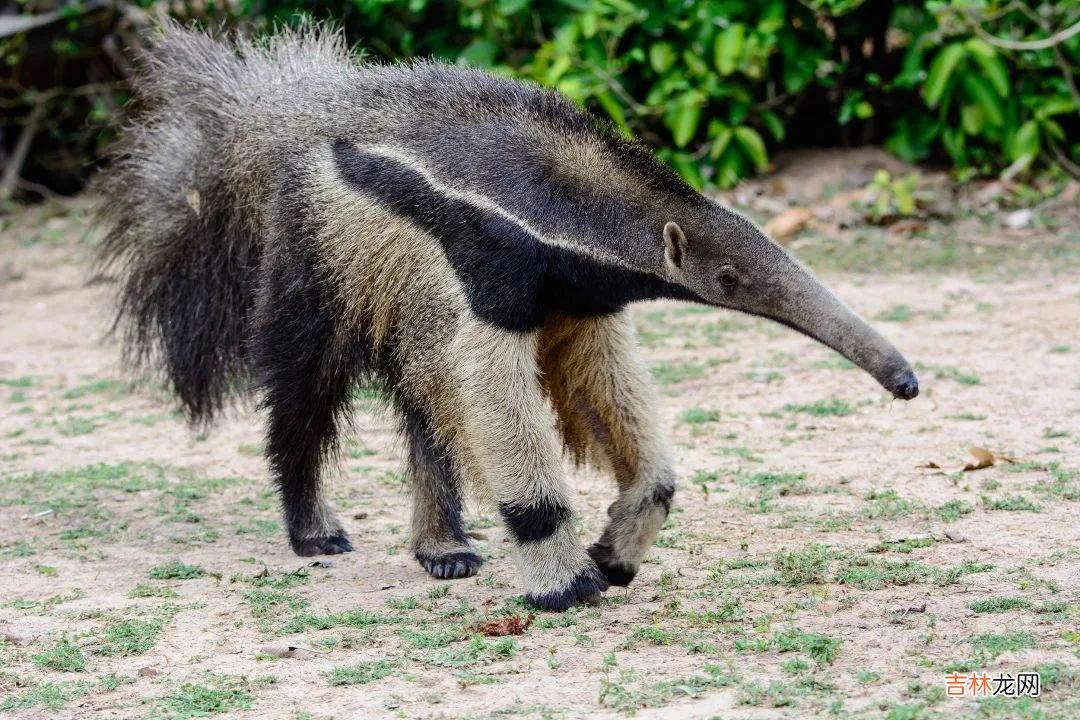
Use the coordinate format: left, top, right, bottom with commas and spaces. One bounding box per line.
758, 260, 920, 402
890, 367, 919, 400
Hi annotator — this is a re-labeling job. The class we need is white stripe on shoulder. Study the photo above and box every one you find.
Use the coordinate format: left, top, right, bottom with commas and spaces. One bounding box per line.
354, 143, 635, 271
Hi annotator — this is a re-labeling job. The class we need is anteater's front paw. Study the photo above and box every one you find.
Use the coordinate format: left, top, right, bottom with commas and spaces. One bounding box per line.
525, 563, 610, 611
291, 531, 354, 557
587, 542, 638, 587
418, 550, 483, 579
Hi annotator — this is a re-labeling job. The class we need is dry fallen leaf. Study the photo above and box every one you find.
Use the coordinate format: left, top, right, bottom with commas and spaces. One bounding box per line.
137, 666, 160, 677
916, 461, 941, 470
764, 207, 815, 241
468, 614, 533, 637
962, 447, 996, 472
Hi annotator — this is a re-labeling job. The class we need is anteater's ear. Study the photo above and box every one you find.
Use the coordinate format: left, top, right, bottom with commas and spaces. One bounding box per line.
663, 222, 688, 270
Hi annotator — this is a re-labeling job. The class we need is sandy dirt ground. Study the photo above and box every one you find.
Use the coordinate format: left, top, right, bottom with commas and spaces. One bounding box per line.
1, 152, 1078, 719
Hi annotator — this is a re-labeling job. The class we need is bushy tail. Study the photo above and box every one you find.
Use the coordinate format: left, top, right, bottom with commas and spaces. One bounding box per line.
94, 22, 263, 423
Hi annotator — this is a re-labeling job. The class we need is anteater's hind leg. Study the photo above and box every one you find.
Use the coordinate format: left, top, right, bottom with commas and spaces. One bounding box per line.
540, 311, 676, 588
252, 243, 357, 557
405, 404, 483, 579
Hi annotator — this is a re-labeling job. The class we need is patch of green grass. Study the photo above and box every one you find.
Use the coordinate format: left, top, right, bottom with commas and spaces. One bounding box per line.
949, 413, 986, 421
651, 361, 707, 385
148, 675, 255, 719
0, 539, 37, 558
53, 417, 99, 437
61, 379, 132, 400
416, 635, 517, 669
876, 305, 913, 322
33, 636, 86, 672
148, 561, 207, 580
970, 632, 1036, 658
1043, 426, 1069, 439
0, 674, 132, 712
834, 556, 989, 589
968, 596, 1034, 614
1049, 345, 1071, 353
864, 489, 918, 519
871, 536, 935, 554
934, 499, 975, 522
326, 659, 397, 686
94, 610, 175, 657
0, 376, 34, 388
621, 625, 681, 649
399, 626, 464, 650
773, 544, 828, 586
856, 669, 881, 684
918, 363, 981, 385
981, 494, 1042, 512
799, 631, 844, 665
598, 660, 737, 713
129, 583, 179, 599
783, 398, 854, 417
680, 408, 720, 424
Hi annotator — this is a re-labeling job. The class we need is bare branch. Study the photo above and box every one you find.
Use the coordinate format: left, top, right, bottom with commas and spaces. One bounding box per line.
971, 17, 1080, 51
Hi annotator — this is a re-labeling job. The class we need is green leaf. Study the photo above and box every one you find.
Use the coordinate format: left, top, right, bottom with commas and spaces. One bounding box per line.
734, 126, 769, 169
964, 39, 1009, 97
580, 13, 599, 39
1010, 120, 1040, 162
961, 74, 1004, 128
649, 42, 677, 74
941, 126, 967, 165
759, 110, 786, 142
961, 104, 985, 135
545, 56, 572, 85
666, 98, 702, 148
1041, 118, 1065, 142
669, 155, 705, 190
682, 49, 710, 76
716, 151, 745, 188
709, 127, 734, 160
924, 43, 966, 108
885, 113, 939, 163
495, 0, 530, 13
714, 23, 746, 76
1037, 96, 1077, 118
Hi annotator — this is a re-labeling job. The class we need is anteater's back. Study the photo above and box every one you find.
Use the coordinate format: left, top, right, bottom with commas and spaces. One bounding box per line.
97, 21, 687, 424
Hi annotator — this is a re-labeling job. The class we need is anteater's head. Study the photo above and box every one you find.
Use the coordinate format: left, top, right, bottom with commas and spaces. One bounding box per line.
661, 202, 918, 401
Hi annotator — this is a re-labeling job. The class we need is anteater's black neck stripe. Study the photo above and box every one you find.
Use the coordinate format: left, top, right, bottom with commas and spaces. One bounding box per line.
331, 139, 699, 332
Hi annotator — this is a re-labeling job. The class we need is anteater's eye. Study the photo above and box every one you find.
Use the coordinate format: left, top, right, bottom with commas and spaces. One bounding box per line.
718, 272, 738, 288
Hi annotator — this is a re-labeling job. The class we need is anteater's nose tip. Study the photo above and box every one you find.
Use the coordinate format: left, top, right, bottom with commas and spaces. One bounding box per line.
892, 370, 919, 401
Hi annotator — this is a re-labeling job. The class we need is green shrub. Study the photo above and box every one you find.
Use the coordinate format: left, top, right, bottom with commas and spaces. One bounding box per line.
5, 0, 1078, 193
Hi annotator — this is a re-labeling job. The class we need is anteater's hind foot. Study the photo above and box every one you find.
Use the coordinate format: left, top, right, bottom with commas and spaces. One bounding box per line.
415, 545, 483, 579
291, 529, 354, 557
286, 500, 353, 557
